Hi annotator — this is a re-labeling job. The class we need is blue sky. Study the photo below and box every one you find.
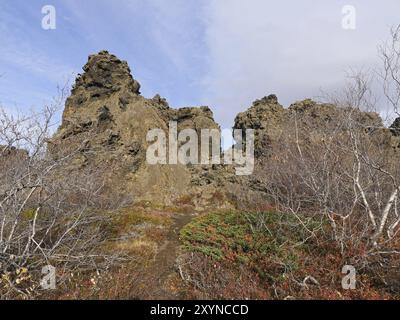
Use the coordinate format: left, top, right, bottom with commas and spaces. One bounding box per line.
0, 0, 208, 109
1, 0, 400, 130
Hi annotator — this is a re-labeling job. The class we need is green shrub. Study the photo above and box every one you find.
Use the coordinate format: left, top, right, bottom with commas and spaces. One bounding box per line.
180, 211, 315, 277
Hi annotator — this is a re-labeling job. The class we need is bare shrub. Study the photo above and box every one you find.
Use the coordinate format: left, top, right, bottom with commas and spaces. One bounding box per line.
0, 96, 128, 299
248, 28, 400, 295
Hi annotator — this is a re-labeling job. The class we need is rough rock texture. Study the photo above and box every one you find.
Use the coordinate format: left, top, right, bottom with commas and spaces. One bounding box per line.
390, 117, 400, 136
0, 146, 30, 196
51, 51, 400, 209
234, 94, 400, 194
234, 94, 285, 157
234, 95, 387, 157
51, 51, 234, 209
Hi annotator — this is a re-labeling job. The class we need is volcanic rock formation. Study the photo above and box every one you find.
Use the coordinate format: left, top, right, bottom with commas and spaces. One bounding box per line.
51, 51, 234, 209
51, 51, 400, 209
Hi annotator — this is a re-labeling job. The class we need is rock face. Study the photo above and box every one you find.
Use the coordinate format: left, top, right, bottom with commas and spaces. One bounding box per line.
51, 51, 400, 209
234, 94, 285, 157
62, 51, 141, 122
390, 117, 400, 136
0, 146, 30, 197
234, 95, 386, 158
51, 51, 233, 209
233, 94, 400, 195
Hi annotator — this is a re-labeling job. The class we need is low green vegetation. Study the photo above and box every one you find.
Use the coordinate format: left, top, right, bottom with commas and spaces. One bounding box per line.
180, 210, 316, 275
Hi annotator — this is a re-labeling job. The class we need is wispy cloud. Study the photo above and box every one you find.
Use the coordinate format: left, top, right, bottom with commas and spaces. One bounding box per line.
1, 0, 400, 128
0, 1, 76, 108
0, 2, 74, 79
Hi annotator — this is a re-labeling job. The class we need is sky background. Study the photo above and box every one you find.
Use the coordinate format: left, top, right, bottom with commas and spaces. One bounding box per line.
1, 0, 400, 131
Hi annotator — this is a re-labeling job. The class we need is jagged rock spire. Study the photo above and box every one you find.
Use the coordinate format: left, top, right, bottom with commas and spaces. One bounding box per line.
63, 51, 141, 120
76, 50, 140, 95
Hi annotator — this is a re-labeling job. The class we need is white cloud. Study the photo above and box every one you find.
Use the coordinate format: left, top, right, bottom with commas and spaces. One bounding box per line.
200, 0, 400, 129
2, 0, 400, 128
144, 0, 205, 73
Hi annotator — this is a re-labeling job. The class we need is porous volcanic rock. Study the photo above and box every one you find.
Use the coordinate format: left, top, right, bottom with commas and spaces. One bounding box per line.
51, 51, 400, 210
51, 51, 234, 209
390, 117, 400, 136
234, 95, 385, 158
